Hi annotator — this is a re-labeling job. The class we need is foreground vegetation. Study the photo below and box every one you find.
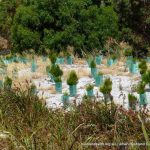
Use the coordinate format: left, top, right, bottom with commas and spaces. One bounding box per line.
0, 1, 149, 149
0, 85, 150, 150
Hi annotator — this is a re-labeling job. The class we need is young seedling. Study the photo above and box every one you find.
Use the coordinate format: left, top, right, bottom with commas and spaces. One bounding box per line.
86, 55, 93, 67
49, 65, 63, 78
46, 65, 52, 79
54, 77, 62, 83
124, 49, 133, 57
129, 57, 138, 74
67, 71, 78, 96
136, 81, 147, 106
98, 71, 103, 76
136, 81, 146, 94
138, 60, 148, 75
65, 52, 73, 65
49, 53, 57, 64
107, 56, 113, 67
95, 55, 103, 65
67, 71, 78, 86
54, 77, 62, 93
90, 60, 97, 77
111, 54, 117, 62
86, 84, 94, 97
31, 59, 37, 72
90, 60, 96, 68
128, 93, 137, 110
100, 78, 113, 105
94, 71, 104, 87
46, 65, 51, 73
59, 51, 64, 58
65, 51, 71, 57
57, 52, 65, 64
62, 92, 69, 109
142, 70, 150, 88
86, 84, 94, 91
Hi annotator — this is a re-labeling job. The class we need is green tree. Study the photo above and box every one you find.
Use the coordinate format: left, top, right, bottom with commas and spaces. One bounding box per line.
113, 0, 150, 56
0, 0, 23, 39
11, 0, 119, 54
11, 6, 41, 52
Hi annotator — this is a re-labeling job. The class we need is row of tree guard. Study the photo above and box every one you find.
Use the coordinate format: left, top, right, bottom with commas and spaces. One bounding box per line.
46, 55, 150, 109
0, 54, 150, 109
0, 54, 149, 75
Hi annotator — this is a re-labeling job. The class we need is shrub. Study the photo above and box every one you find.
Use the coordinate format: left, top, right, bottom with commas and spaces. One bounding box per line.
90, 60, 96, 68
49, 65, 63, 77
4, 76, 12, 90
100, 78, 112, 94
136, 81, 146, 94
86, 84, 94, 91
67, 71, 78, 85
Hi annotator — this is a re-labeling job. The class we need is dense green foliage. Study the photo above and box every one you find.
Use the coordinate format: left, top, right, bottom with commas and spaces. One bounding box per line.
49, 64, 63, 77
49, 53, 57, 64
67, 70, 78, 85
86, 84, 94, 91
113, 0, 150, 56
90, 59, 96, 68
128, 93, 137, 103
139, 60, 148, 75
136, 81, 146, 94
142, 70, 150, 85
100, 78, 112, 94
1, 0, 119, 54
54, 76, 62, 83
0, 0, 149, 55
0, 0, 23, 39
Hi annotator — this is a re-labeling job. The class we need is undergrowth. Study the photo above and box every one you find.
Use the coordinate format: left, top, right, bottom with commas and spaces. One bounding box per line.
0, 86, 150, 150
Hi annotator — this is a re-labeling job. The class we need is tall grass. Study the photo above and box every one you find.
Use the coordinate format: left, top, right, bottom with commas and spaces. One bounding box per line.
0, 86, 150, 149
138, 114, 150, 150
